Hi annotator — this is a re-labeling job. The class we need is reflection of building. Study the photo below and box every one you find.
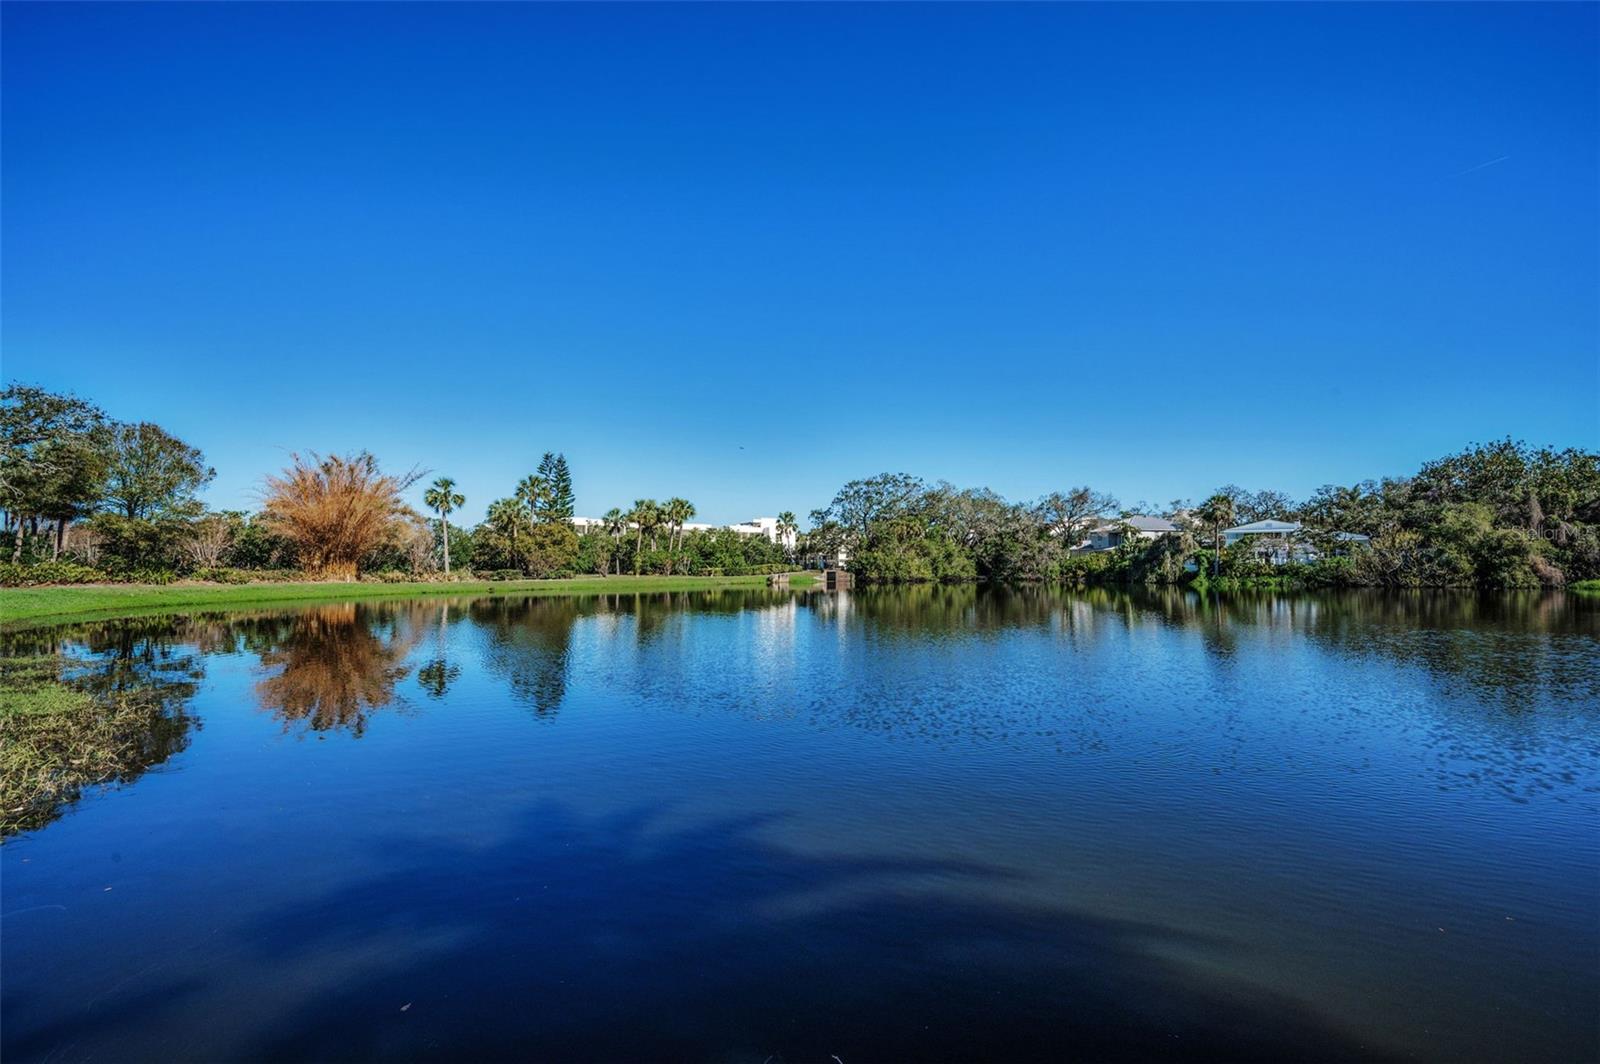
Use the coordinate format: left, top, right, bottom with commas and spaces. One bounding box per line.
1085, 515, 1177, 550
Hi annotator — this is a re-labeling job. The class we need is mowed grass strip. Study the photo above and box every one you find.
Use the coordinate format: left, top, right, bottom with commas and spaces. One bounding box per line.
0, 574, 810, 629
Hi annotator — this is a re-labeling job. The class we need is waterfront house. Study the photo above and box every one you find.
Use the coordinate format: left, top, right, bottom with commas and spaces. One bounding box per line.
1086, 515, 1178, 550
1222, 520, 1370, 564
1221, 519, 1302, 545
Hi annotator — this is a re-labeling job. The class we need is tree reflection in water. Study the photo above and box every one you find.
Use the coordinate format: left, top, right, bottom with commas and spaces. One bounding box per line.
470, 596, 581, 715
253, 604, 420, 737
416, 659, 461, 699
3, 587, 1592, 829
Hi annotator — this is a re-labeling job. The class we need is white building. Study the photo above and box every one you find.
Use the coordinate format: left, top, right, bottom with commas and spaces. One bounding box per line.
1221, 519, 1370, 564
726, 516, 797, 550
1221, 519, 1302, 546
570, 514, 794, 549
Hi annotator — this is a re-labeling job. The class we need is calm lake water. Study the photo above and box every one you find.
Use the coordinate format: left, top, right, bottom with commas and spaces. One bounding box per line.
2, 588, 1597, 1062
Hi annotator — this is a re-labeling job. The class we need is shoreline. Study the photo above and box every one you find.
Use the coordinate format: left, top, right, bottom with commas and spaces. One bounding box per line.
4, 574, 1590, 632
0, 574, 816, 630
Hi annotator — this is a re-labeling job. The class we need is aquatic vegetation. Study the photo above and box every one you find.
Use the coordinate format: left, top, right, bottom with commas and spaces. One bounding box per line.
0, 653, 194, 835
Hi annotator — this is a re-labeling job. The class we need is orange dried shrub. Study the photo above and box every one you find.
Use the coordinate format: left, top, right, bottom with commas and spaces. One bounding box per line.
261, 452, 422, 581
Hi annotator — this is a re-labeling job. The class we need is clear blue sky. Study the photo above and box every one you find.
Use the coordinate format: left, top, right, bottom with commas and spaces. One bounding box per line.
4, 3, 1596, 524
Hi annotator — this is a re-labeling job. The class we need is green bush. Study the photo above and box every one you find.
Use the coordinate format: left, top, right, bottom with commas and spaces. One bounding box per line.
1056, 552, 1112, 586
0, 561, 108, 587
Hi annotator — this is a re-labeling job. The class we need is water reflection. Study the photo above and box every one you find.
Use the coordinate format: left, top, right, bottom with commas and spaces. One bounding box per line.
0, 619, 205, 835
2, 587, 1596, 1060
416, 659, 461, 699
470, 596, 580, 715
3, 587, 1595, 824
252, 605, 421, 737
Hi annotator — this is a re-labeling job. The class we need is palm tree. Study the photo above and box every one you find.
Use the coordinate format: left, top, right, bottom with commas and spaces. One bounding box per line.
663, 497, 692, 552
662, 497, 695, 572
776, 511, 798, 559
487, 497, 527, 570
516, 474, 549, 523
628, 499, 662, 574
603, 507, 625, 539
602, 507, 626, 574
423, 476, 465, 575
1197, 492, 1236, 578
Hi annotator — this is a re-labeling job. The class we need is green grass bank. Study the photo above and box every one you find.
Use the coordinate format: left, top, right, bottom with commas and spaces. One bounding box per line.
2, 573, 815, 630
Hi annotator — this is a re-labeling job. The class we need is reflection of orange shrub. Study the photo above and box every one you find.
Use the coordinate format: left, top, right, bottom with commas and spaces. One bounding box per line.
254, 605, 417, 737
261, 452, 421, 581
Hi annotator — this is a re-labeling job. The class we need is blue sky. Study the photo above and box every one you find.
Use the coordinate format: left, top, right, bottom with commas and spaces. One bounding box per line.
4, 3, 1596, 524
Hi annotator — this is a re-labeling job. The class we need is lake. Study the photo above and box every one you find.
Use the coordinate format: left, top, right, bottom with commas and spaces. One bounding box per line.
2, 587, 1596, 1062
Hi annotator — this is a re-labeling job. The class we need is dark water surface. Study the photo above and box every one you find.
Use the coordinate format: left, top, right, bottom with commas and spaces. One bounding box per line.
2, 588, 1596, 1062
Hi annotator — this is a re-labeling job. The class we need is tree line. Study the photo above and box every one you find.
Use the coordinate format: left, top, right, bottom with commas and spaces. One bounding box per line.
0, 385, 793, 584
4, 384, 1595, 589
803, 442, 1600, 589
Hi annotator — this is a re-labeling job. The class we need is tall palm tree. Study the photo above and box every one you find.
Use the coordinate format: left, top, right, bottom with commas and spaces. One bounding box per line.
663, 497, 693, 551
423, 476, 464, 574
628, 499, 658, 575
516, 474, 549, 523
660, 498, 694, 574
625, 502, 641, 573
1197, 492, 1236, 578
776, 511, 798, 558
603, 507, 626, 574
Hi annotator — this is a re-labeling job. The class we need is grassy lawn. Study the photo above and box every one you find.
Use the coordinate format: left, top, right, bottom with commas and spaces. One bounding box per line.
1, 573, 806, 629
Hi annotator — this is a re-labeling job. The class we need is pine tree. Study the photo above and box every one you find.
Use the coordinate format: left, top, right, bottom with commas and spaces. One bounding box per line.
549, 454, 575, 521
533, 453, 560, 522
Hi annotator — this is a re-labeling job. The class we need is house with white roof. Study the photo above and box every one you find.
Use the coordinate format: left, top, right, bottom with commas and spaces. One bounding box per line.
1221, 519, 1302, 545
1222, 520, 1370, 564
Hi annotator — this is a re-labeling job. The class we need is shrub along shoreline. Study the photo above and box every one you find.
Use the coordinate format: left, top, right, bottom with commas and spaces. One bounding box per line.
0, 573, 814, 629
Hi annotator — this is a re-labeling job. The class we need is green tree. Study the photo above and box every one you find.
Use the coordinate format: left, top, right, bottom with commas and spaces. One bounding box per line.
537, 452, 575, 522
485, 497, 530, 571
1036, 486, 1117, 548
811, 473, 926, 559
103, 421, 214, 520
0, 385, 109, 562
32, 440, 108, 560
423, 477, 465, 574
526, 521, 579, 577
662, 497, 695, 572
